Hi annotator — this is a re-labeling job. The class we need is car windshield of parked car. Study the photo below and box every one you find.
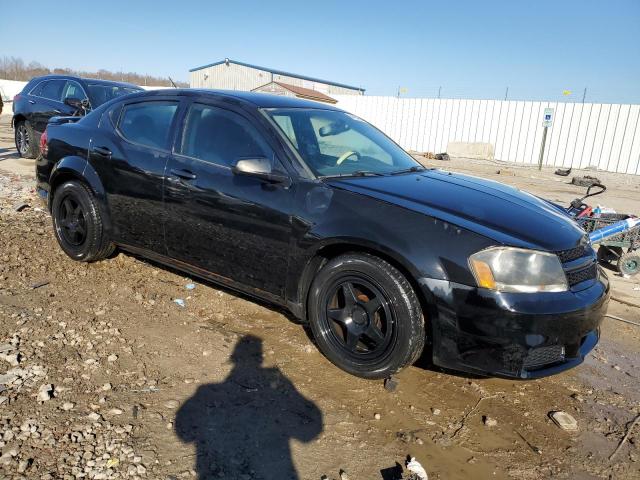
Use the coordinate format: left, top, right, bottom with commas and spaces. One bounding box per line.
266, 108, 422, 177
87, 84, 142, 107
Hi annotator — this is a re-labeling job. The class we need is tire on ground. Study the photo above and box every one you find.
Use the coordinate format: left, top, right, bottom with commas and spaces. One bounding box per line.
15, 120, 39, 159
307, 252, 425, 379
51, 181, 115, 262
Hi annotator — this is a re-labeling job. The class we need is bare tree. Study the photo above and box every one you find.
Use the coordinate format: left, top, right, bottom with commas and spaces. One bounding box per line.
0, 56, 188, 87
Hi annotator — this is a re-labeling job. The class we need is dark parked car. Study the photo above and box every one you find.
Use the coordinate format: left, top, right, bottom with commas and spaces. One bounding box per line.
36, 89, 609, 379
12, 75, 142, 158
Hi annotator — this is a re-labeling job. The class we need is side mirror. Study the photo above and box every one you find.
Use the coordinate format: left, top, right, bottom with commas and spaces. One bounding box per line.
232, 157, 291, 186
64, 97, 85, 111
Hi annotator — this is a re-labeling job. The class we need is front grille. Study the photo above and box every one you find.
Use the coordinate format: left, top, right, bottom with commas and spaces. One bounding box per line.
566, 263, 598, 286
556, 244, 589, 263
523, 345, 565, 370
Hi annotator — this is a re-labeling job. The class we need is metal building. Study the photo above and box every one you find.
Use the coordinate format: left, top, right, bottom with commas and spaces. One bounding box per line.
189, 58, 364, 96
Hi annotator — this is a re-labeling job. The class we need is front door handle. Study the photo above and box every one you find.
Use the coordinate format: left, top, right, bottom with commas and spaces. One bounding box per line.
91, 146, 112, 158
28, 100, 36, 104
54, 109, 62, 114
170, 168, 197, 180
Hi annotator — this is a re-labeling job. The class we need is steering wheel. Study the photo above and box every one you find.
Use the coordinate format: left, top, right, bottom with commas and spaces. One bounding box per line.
336, 150, 360, 166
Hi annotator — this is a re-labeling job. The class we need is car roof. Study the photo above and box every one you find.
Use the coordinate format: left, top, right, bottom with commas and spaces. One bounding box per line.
31, 74, 141, 89
124, 88, 344, 110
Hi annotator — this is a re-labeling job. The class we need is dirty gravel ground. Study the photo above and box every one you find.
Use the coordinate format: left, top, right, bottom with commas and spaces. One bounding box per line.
0, 112, 638, 480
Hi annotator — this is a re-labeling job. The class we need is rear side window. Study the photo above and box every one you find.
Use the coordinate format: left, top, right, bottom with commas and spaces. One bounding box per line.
39, 80, 66, 101
179, 103, 270, 167
118, 101, 178, 150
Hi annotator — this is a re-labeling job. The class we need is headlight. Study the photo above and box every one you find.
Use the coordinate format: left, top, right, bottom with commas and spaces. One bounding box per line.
469, 247, 568, 293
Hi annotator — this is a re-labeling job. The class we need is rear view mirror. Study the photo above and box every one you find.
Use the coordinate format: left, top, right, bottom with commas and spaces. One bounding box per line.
232, 157, 291, 186
319, 121, 350, 137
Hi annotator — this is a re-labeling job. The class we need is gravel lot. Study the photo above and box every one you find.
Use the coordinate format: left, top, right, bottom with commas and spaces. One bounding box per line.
0, 113, 639, 479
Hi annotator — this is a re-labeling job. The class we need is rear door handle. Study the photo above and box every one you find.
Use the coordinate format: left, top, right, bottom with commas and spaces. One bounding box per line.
91, 146, 112, 158
54, 109, 62, 114
28, 100, 36, 104
170, 168, 197, 180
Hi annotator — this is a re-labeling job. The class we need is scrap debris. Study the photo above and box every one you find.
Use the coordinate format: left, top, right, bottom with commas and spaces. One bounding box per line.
555, 167, 572, 176
549, 411, 579, 432
609, 413, 640, 461
571, 175, 601, 187
405, 457, 428, 480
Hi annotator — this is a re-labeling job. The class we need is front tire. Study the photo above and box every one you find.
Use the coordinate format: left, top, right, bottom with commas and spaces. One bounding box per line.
51, 181, 115, 262
307, 253, 425, 379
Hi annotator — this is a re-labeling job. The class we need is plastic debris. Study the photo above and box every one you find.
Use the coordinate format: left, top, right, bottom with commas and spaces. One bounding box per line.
555, 167, 572, 176
185, 283, 196, 290
549, 411, 579, 432
30, 280, 50, 289
173, 299, 186, 307
13, 202, 30, 212
406, 457, 428, 480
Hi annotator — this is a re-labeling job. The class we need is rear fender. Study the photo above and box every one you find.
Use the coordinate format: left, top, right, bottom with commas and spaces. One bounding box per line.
49, 157, 112, 232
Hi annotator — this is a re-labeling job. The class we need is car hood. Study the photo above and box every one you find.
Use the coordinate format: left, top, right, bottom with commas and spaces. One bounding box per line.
327, 169, 586, 251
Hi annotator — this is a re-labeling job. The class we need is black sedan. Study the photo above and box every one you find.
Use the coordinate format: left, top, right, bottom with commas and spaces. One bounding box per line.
36, 89, 609, 379
12, 74, 142, 158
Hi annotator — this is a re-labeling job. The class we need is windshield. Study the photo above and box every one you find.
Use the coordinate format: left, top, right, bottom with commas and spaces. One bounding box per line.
87, 84, 143, 107
265, 108, 422, 177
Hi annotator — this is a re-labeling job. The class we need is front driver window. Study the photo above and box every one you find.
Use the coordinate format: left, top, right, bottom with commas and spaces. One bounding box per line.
62, 81, 88, 103
180, 103, 276, 169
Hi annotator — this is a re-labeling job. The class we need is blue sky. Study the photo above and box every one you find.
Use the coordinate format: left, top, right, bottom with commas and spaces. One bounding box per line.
2, 0, 639, 103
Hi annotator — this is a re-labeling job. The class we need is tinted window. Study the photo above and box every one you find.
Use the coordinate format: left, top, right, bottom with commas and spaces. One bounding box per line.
29, 81, 46, 97
88, 84, 142, 107
62, 81, 88, 102
118, 101, 178, 150
180, 104, 270, 167
39, 80, 65, 101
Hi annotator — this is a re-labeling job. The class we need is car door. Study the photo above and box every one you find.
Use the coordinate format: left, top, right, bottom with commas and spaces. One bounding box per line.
164, 100, 294, 297
29, 79, 67, 133
89, 98, 182, 253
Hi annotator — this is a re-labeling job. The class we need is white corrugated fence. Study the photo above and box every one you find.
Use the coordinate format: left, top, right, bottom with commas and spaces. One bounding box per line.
334, 95, 640, 175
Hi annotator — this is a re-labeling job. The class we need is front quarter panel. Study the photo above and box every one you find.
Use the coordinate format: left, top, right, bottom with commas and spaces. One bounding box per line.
287, 181, 496, 303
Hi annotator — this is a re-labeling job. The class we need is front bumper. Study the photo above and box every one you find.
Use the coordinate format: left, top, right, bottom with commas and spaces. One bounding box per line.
419, 272, 609, 379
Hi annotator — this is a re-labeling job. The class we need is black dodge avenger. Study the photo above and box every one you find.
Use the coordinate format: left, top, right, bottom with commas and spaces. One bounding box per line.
36, 89, 609, 379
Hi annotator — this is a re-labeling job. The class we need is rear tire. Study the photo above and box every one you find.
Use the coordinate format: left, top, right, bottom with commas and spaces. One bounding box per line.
15, 120, 38, 159
51, 181, 115, 262
307, 252, 425, 379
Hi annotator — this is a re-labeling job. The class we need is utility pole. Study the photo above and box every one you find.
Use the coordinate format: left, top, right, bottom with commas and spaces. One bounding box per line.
438, 86, 442, 99
504, 87, 509, 101
582, 87, 587, 103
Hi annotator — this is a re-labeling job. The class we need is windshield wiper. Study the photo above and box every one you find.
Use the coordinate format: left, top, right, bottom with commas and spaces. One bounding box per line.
321, 170, 386, 179
390, 165, 425, 175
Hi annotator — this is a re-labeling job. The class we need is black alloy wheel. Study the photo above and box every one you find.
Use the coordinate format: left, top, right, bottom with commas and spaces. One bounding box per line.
57, 195, 88, 246
322, 276, 395, 360
307, 252, 425, 379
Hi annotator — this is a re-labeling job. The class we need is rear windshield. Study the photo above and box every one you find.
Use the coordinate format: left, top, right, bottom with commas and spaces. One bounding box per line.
87, 84, 142, 107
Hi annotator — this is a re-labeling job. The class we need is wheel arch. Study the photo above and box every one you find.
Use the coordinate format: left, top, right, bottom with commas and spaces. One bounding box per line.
12, 114, 26, 129
49, 158, 112, 232
295, 239, 434, 326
